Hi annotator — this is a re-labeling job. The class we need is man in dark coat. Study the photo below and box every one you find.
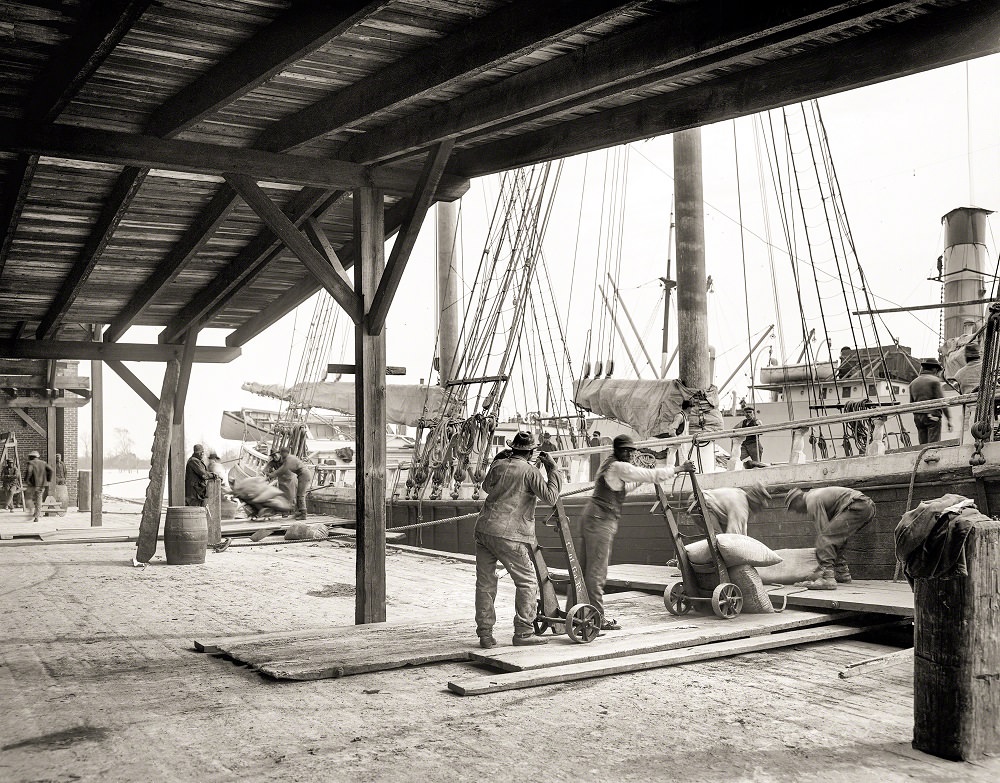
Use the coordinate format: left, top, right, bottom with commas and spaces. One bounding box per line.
185, 444, 210, 507
23, 450, 51, 522
908, 357, 951, 444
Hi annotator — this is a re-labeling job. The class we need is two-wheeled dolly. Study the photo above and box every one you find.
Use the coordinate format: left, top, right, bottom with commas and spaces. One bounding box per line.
654, 470, 743, 619
529, 498, 602, 643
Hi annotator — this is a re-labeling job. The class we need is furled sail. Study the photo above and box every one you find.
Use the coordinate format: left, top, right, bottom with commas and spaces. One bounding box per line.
573, 378, 724, 439
242, 381, 446, 427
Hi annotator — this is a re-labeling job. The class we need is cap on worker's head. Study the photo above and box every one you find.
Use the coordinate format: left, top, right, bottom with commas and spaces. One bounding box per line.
965, 342, 982, 360
193, 443, 204, 452
208, 452, 220, 460
592, 430, 601, 437
920, 357, 942, 370
27, 450, 39, 459
613, 434, 637, 451
542, 431, 552, 439
784, 487, 805, 511
506, 431, 535, 451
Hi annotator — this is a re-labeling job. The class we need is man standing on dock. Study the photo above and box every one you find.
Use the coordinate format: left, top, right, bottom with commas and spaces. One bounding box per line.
734, 406, 766, 468
784, 486, 876, 590
186, 444, 231, 553
582, 435, 694, 630
474, 431, 561, 649
909, 357, 951, 443
23, 451, 51, 522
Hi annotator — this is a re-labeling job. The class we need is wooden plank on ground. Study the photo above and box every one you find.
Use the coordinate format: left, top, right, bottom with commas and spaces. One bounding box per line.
471, 606, 855, 672
201, 616, 474, 680
386, 543, 477, 564
448, 618, 910, 696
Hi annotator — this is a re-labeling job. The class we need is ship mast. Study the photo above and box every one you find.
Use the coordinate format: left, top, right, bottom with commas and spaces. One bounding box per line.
673, 128, 711, 388
436, 200, 461, 387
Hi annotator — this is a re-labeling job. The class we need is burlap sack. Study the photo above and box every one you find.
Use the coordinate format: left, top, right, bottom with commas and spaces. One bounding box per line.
727, 563, 775, 613
685, 533, 783, 568
756, 548, 820, 584
284, 522, 329, 541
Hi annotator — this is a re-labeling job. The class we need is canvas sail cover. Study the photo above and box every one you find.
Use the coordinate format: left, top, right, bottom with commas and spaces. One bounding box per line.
572, 378, 724, 439
242, 381, 446, 427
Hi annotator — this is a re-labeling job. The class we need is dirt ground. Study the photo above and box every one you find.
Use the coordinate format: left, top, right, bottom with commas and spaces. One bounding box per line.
1, 539, 997, 783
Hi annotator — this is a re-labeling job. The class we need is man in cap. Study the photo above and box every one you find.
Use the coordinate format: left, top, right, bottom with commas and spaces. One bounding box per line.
474, 431, 562, 649
185, 444, 230, 552
908, 357, 951, 444
581, 434, 694, 630
733, 405, 765, 468
23, 450, 52, 522
953, 342, 983, 395
784, 486, 875, 589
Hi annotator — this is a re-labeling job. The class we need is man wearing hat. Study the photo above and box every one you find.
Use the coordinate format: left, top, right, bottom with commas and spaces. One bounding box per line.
784, 486, 875, 590
474, 431, 562, 649
733, 405, 765, 468
953, 341, 983, 395
908, 356, 951, 444
581, 434, 694, 630
23, 450, 52, 522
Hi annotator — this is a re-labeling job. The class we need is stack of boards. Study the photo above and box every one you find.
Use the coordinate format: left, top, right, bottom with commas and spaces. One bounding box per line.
195, 591, 909, 695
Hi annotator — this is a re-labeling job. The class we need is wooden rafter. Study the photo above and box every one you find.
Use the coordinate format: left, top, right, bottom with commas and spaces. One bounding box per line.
0, 121, 467, 198
12, 408, 46, 436
158, 187, 338, 343
0, 155, 38, 279
338, 0, 917, 165
367, 142, 454, 335
146, 1, 392, 138
451, 0, 1000, 178
103, 186, 240, 343
225, 174, 361, 324
224, 199, 411, 347
256, 0, 643, 152
35, 167, 147, 340
0, 340, 238, 363
105, 360, 159, 411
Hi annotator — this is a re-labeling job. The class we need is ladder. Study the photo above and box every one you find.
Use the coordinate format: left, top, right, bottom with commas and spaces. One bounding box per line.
0, 431, 24, 510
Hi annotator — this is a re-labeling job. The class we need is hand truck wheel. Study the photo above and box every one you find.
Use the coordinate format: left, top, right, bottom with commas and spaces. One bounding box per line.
711, 582, 743, 619
565, 603, 601, 644
664, 582, 692, 615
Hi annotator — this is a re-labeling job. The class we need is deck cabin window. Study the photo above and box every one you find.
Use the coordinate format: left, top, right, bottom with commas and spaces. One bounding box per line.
843, 386, 852, 398
868, 384, 876, 396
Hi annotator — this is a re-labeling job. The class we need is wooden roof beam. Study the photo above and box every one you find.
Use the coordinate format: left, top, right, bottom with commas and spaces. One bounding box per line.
35, 167, 147, 340
225, 174, 362, 324
103, 186, 240, 343
106, 360, 159, 411
224, 199, 410, 348
1, 1, 152, 278
157, 187, 340, 344
0, 121, 467, 197
256, 0, 644, 152
450, 0, 1000, 178
146, 1, 392, 138
0, 340, 239, 363
367, 142, 453, 335
338, 0, 916, 165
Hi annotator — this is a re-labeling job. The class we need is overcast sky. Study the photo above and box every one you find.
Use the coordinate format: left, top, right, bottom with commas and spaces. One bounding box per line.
83, 53, 1000, 458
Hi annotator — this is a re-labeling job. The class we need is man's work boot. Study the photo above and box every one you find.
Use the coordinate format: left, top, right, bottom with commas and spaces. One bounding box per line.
801, 569, 837, 590
834, 566, 852, 584
478, 634, 498, 650
294, 511, 307, 521
512, 633, 548, 647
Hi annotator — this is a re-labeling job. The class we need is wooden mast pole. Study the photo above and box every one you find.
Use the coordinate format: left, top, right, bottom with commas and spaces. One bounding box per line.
355, 186, 387, 624
673, 128, 710, 389
437, 200, 461, 386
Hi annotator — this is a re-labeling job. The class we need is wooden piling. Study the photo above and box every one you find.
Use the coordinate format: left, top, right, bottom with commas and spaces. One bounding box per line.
912, 518, 1000, 760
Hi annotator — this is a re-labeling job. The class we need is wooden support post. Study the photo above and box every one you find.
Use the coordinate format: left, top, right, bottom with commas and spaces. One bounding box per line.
728, 436, 745, 471
45, 407, 56, 463
168, 333, 197, 504
206, 475, 222, 547
136, 359, 181, 563
912, 518, 1000, 760
674, 128, 709, 389
90, 327, 103, 527
354, 185, 387, 625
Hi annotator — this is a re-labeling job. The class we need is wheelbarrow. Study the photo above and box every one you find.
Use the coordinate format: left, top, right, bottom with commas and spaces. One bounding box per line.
529, 497, 602, 643
653, 470, 743, 620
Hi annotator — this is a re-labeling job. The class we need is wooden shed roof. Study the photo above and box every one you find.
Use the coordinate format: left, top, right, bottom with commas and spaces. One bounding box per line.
0, 0, 996, 359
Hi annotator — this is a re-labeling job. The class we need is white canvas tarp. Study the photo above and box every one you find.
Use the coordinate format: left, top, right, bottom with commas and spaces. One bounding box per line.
242, 381, 446, 427
572, 378, 724, 439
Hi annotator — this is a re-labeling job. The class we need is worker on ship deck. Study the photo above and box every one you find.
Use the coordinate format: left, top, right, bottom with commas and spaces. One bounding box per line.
268, 447, 313, 521
908, 357, 952, 444
733, 406, 766, 468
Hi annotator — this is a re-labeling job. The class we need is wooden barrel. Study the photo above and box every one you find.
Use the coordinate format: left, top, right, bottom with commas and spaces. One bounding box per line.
164, 506, 208, 565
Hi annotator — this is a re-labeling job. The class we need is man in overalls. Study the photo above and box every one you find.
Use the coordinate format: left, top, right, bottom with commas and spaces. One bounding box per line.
581, 435, 693, 630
